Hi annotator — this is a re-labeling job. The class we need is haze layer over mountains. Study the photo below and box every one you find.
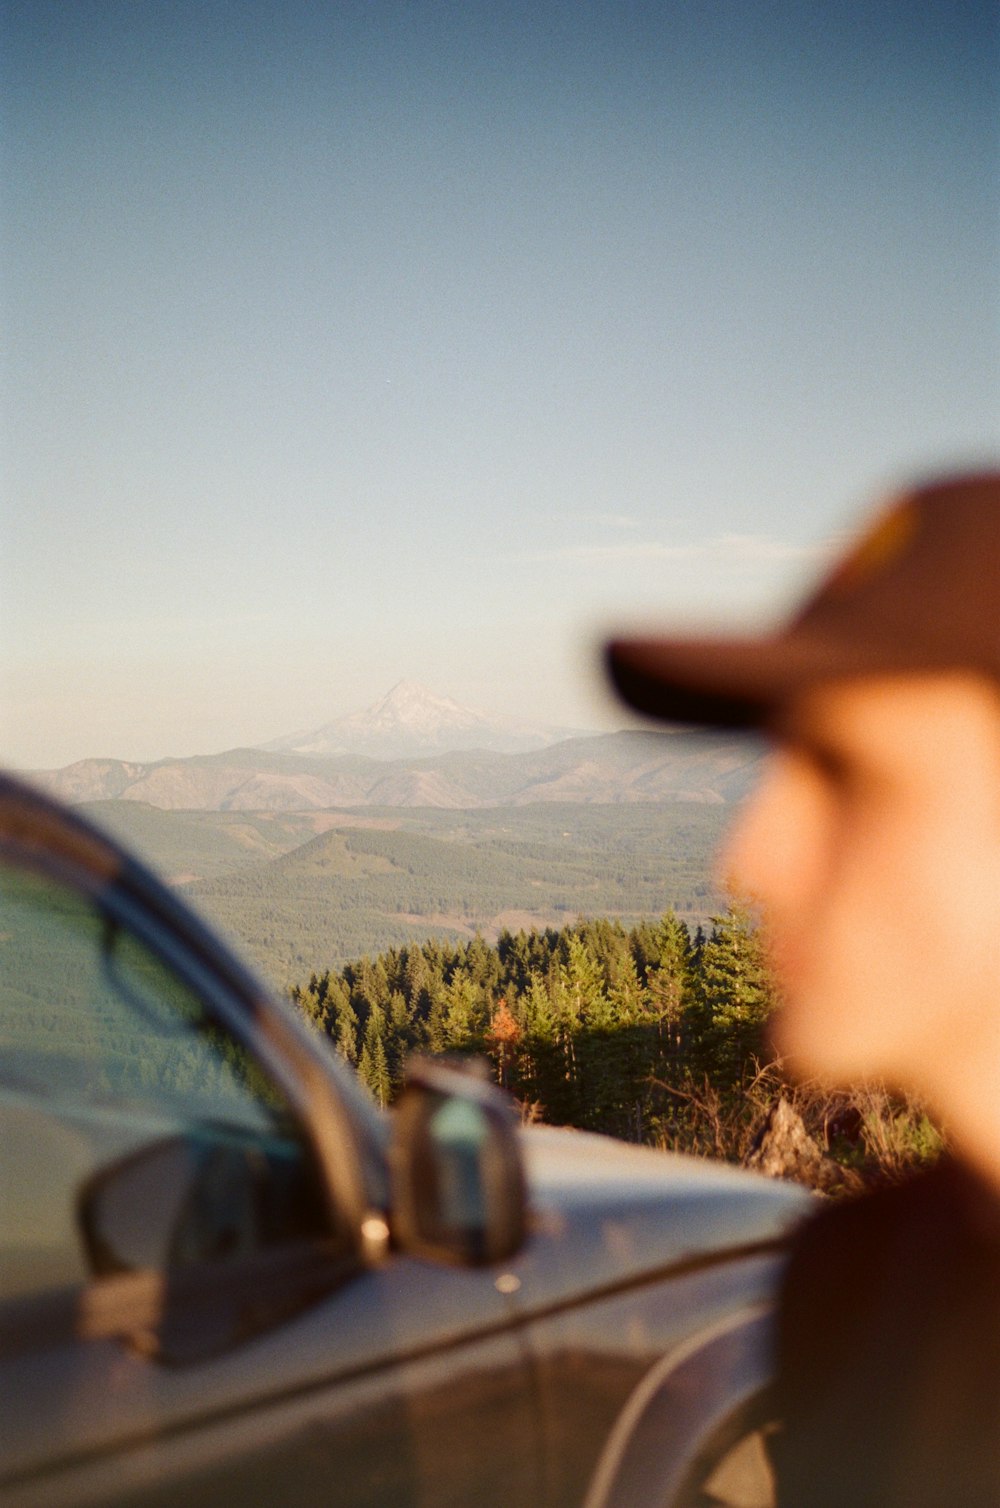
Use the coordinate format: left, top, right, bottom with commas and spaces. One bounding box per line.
31, 681, 760, 813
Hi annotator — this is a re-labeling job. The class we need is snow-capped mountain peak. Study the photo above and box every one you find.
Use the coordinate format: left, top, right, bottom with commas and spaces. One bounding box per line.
354, 681, 482, 736
262, 681, 584, 759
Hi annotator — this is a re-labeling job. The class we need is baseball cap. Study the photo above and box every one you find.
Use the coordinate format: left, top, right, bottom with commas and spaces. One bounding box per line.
606, 471, 1000, 729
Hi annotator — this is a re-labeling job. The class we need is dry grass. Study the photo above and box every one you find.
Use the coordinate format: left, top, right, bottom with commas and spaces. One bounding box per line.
649, 1060, 945, 1192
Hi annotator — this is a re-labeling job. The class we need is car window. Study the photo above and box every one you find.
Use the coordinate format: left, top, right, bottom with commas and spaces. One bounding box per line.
0, 859, 336, 1315
1, 864, 272, 1122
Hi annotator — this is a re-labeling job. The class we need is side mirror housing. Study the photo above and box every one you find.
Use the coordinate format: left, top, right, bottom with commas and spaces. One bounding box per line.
389, 1058, 528, 1266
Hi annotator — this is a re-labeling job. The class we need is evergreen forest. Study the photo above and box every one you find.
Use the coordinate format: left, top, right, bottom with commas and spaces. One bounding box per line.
291, 906, 776, 1153
291, 908, 944, 1183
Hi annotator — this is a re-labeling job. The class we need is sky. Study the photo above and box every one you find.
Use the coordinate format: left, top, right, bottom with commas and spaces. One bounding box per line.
2, 0, 997, 768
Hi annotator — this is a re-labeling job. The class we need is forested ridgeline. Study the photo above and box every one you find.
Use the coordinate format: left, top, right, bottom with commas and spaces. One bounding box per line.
290, 908, 943, 1184
292, 908, 774, 1148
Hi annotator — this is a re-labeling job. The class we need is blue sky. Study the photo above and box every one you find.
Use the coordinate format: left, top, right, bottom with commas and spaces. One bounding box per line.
2, 0, 997, 767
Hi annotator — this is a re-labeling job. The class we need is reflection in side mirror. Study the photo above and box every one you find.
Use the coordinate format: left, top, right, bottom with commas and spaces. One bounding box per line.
78, 1126, 328, 1275
389, 1058, 527, 1266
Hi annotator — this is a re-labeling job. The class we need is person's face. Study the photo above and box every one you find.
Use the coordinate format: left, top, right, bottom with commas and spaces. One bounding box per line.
718, 673, 1000, 1097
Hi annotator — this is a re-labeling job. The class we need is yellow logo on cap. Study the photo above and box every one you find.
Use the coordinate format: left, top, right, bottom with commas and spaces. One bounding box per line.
825, 497, 917, 595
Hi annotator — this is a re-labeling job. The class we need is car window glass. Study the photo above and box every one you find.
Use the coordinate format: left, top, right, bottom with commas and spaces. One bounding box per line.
1, 864, 274, 1127
0, 861, 332, 1308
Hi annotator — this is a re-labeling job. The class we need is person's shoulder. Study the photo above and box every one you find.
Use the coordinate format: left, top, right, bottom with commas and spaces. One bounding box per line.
789, 1155, 969, 1263
772, 1157, 1000, 1506
776, 1160, 964, 1362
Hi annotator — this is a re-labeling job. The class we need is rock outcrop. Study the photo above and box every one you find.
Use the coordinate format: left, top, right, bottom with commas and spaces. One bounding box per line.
745, 1098, 863, 1195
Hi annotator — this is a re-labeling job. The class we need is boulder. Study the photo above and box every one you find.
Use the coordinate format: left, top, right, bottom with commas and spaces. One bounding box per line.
744, 1098, 862, 1195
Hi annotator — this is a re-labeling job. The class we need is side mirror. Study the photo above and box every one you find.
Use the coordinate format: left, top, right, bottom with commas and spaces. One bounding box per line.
389, 1058, 527, 1266
76, 1126, 350, 1363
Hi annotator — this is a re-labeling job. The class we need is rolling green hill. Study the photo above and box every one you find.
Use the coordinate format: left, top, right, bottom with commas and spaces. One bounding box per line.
77, 802, 332, 880
78, 798, 730, 990
180, 802, 729, 988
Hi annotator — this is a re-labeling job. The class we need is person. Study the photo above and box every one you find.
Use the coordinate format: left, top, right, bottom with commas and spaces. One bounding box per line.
606, 471, 1000, 1506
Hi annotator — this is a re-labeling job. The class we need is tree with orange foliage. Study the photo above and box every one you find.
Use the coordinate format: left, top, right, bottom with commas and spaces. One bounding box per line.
486, 997, 521, 1088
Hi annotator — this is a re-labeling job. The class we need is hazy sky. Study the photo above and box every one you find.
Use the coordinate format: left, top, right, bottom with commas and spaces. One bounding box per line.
2, 0, 997, 768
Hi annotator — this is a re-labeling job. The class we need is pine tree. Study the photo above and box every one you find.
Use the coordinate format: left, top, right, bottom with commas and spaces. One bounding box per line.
464, 933, 501, 993
403, 946, 431, 1017
694, 904, 775, 1085
645, 911, 693, 1069
557, 933, 605, 1026
358, 1004, 393, 1107
497, 929, 534, 997
518, 971, 569, 1125
328, 978, 360, 1064
440, 971, 486, 1054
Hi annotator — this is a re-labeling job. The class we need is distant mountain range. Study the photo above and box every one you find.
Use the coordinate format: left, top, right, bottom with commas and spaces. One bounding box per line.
261, 680, 583, 759
31, 725, 762, 814
23, 682, 761, 987
71, 799, 733, 986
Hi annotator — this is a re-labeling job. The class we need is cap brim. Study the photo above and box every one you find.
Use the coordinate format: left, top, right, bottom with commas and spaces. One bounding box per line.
605, 628, 899, 729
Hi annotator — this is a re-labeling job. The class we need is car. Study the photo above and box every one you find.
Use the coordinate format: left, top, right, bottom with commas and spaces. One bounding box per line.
0, 772, 810, 1508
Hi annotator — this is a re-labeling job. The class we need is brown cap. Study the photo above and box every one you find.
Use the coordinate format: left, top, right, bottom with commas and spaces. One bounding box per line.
606, 471, 1000, 729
